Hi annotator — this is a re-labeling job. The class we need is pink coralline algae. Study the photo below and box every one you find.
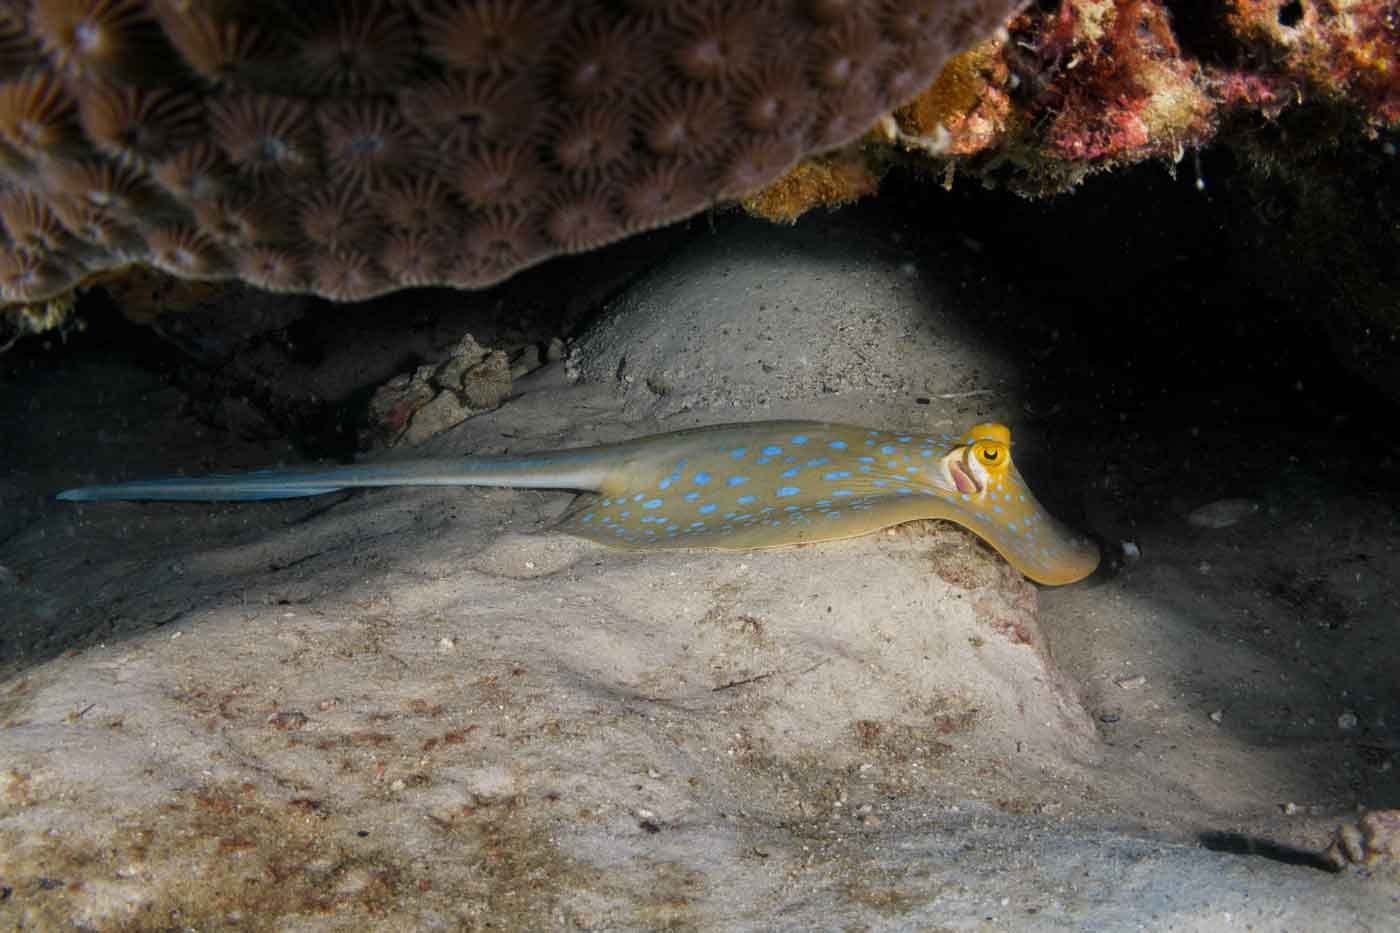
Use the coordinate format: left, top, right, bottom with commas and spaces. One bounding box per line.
883, 0, 1398, 195
1224, 0, 1400, 128
1021, 0, 1214, 164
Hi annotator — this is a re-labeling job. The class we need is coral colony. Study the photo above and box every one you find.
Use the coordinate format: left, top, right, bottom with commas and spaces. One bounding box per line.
0, 0, 1019, 304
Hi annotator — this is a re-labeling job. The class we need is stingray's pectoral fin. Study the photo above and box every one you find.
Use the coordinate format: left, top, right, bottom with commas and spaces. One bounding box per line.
950, 467, 1100, 586
554, 493, 638, 547
988, 514, 1100, 587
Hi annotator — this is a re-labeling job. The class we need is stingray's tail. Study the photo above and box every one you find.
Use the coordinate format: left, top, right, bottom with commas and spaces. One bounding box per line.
56, 450, 610, 503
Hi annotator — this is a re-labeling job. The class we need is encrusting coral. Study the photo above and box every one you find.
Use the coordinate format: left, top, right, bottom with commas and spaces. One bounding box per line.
0, 0, 1021, 306
773, 0, 1399, 200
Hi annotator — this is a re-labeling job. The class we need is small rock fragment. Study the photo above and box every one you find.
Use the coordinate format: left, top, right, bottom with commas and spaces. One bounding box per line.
1115, 675, 1147, 690
1338, 711, 1359, 730
1209, 709, 1224, 723
1324, 809, 1400, 870
362, 333, 513, 448
1121, 541, 1141, 560
401, 392, 469, 447
363, 373, 436, 448
266, 710, 309, 731
1187, 498, 1261, 529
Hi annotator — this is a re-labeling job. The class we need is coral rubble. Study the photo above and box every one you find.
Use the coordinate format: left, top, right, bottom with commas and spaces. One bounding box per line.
1325, 809, 1400, 872
362, 333, 514, 449
0, 0, 1020, 307
882, 0, 1218, 193
1222, 0, 1400, 128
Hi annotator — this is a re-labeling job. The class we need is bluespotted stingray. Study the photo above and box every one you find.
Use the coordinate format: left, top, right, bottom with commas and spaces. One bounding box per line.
57, 421, 1100, 585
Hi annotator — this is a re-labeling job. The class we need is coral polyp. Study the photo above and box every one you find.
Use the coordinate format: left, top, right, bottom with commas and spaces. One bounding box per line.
637, 83, 730, 158
153, 4, 276, 86
381, 228, 446, 287
293, 0, 418, 93
416, 0, 564, 74
621, 158, 709, 228
319, 97, 423, 187
31, 0, 156, 79
314, 248, 384, 301
78, 83, 204, 163
0, 189, 70, 252
456, 142, 547, 208
208, 94, 316, 176
0, 70, 79, 157
550, 106, 633, 176
298, 184, 374, 252
544, 184, 622, 252
239, 246, 305, 293
554, 17, 639, 99
146, 224, 227, 277
670, 2, 759, 84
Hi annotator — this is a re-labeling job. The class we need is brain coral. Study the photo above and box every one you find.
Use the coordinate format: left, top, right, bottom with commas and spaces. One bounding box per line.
0, 0, 1019, 305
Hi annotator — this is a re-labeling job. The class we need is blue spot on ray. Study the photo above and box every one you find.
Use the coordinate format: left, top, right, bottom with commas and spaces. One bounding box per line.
791, 435, 808, 444
643, 498, 663, 509
762, 445, 782, 456
727, 476, 749, 487
777, 486, 800, 497
823, 470, 852, 481
829, 440, 847, 450
730, 448, 746, 459
737, 494, 756, 505
694, 471, 711, 484
699, 503, 717, 514
781, 467, 799, 478
684, 491, 700, 502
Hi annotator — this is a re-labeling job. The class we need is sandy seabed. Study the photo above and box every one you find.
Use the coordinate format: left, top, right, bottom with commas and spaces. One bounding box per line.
2, 209, 1397, 929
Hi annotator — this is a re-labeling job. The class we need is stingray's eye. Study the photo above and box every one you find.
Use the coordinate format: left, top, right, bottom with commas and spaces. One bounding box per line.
975, 442, 1008, 467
